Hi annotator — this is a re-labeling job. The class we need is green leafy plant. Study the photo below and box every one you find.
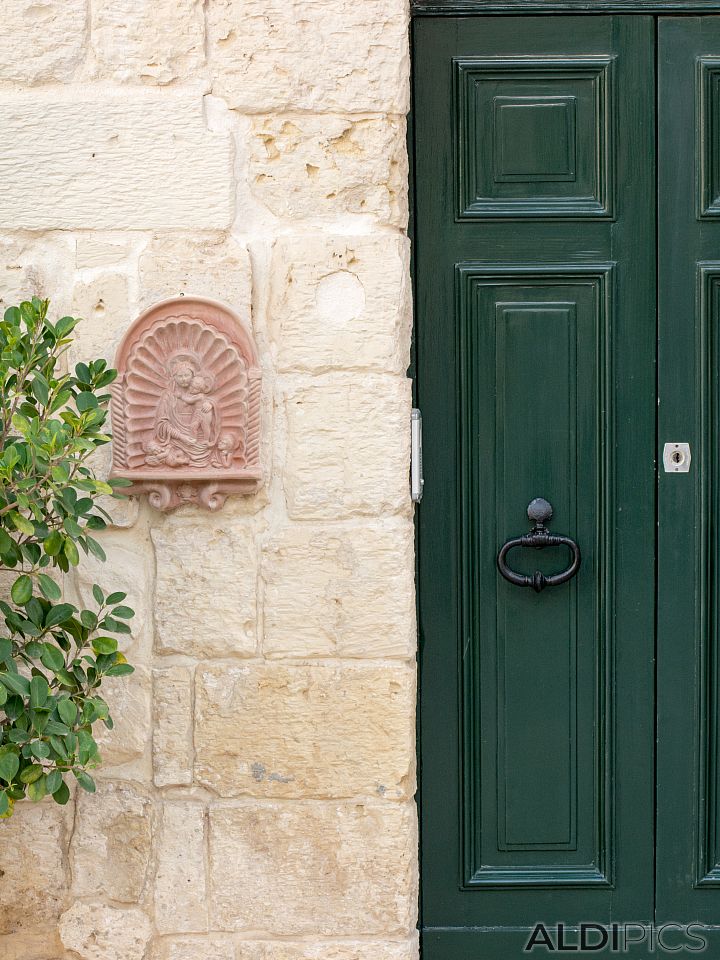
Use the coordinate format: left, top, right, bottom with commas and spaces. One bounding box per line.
0, 298, 134, 817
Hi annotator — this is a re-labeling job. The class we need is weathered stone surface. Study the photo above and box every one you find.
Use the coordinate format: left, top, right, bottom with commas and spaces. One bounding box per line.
76, 235, 133, 269
70, 529, 154, 660
0, 1, 87, 83
262, 521, 415, 658
282, 376, 412, 519
71, 780, 153, 903
139, 234, 252, 321
90, 0, 205, 84
0, 235, 74, 317
59, 902, 152, 960
209, 801, 417, 934
97, 664, 152, 769
71, 272, 130, 366
269, 235, 411, 374
195, 663, 415, 799
152, 517, 258, 658
0, 90, 233, 229
155, 802, 207, 933
235, 941, 419, 960
207, 0, 409, 114
0, 802, 69, 934
150, 937, 235, 960
250, 116, 407, 226
153, 665, 193, 787
0, 929, 65, 960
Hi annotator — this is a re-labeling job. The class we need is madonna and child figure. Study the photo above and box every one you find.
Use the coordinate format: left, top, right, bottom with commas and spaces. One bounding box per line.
144, 356, 239, 469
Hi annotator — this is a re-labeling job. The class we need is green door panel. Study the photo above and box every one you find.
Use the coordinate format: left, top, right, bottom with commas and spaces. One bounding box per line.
656, 15, 720, 925
414, 14, 656, 958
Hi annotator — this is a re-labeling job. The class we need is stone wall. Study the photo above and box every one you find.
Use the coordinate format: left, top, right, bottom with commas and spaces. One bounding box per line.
0, 3, 417, 959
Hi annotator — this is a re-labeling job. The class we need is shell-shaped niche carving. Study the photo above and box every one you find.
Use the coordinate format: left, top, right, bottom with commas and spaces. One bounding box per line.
111, 297, 262, 511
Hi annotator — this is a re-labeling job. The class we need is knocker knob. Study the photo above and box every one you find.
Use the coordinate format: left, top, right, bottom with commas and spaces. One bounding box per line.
527, 497, 553, 525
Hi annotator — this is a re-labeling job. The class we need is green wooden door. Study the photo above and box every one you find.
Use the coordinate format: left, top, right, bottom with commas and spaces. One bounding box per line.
413, 12, 712, 958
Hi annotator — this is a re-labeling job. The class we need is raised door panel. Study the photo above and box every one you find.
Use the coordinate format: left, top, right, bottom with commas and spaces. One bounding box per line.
416, 15, 655, 959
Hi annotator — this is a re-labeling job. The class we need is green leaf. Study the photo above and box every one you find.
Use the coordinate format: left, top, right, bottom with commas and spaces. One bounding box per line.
0, 638, 12, 662
0, 672, 30, 696
92, 636, 117, 655
37, 574, 61, 601
40, 643, 65, 672
43, 531, 63, 557
9, 512, 34, 536
0, 791, 9, 816
0, 753, 19, 784
73, 769, 96, 793
44, 604, 75, 628
55, 316, 78, 338
80, 610, 98, 630
29, 675, 48, 708
0, 685, 7, 707
27, 775, 46, 801
52, 780, 70, 805
76, 391, 98, 412
30, 740, 50, 760
0, 529, 14, 554
57, 698, 77, 726
105, 591, 126, 604
44, 720, 70, 736
105, 663, 134, 677
92, 584, 104, 605
74, 362, 91, 384
10, 574, 32, 605
20, 763, 43, 784
111, 606, 135, 620
63, 539, 79, 566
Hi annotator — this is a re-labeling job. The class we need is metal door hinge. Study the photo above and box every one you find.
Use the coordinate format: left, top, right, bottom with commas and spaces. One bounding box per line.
663, 442, 691, 473
411, 408, 424, 503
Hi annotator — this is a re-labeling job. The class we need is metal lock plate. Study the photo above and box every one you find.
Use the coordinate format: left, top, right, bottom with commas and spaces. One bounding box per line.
663, 442, 691, 473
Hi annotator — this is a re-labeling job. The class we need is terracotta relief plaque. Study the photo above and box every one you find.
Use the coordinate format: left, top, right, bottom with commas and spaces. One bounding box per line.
111, 297, 262, 511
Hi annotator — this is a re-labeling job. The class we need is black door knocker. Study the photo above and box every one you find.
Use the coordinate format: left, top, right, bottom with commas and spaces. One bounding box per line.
496, 498, 581, 593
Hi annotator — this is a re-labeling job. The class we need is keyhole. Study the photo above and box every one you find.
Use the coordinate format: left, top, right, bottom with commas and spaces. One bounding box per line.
671, 450, 684, 465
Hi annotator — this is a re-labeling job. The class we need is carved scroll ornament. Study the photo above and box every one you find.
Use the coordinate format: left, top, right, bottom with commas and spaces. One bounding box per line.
110, 297, 262, 511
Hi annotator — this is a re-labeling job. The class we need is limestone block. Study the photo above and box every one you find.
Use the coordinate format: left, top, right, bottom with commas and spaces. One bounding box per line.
153, 665, 194, 787
0, 90, 233, 230
59, 902, 152, 960
150, 937, 235, 960
91, 0, 205, 84
0, 1, 87, 83
250, 116, 407, 226
209, 801, 417, 935
71, 272, 131, 366
207, 0, 409, 114
139, 234, 252, 321
76, 236, 133, 269
152, 517, 258, 658
0, 929, 65, 960
195, 662, 415, 799
155, 802, 208, 933
269, 235, 411, 374
70, 529, 154, 660
235, 941, 419, 960
97, 664, 152, 769
70, 780, 153, 903
0, 802, 70, 934
282, 376, 412, 519
262, 520, 415, 658
0, 235, 75, 317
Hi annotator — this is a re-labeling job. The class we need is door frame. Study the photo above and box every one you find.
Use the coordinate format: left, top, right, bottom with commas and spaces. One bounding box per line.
410, 3, 720, 953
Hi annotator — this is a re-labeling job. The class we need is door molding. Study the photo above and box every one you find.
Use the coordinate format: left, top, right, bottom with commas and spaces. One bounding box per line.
413, 1, 720, 13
